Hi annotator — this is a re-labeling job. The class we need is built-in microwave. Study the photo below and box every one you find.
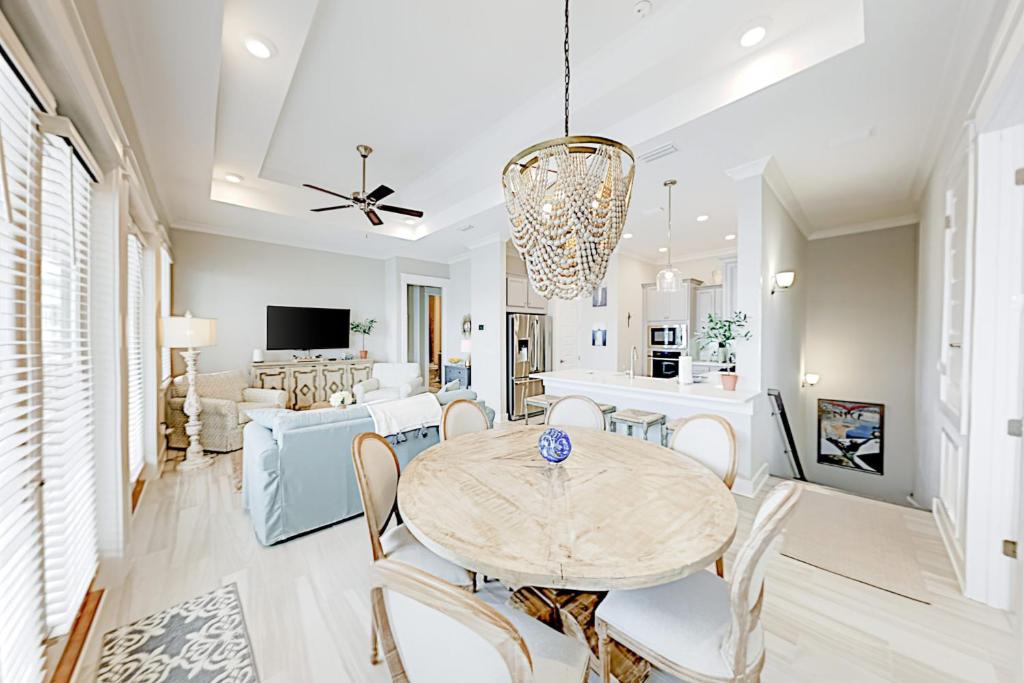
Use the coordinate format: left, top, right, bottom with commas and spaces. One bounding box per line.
648, 323, 687, 349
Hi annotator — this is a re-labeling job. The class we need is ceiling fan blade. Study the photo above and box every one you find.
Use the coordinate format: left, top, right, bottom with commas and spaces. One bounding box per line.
366, 184, 395, 202
310, 205, 354, 212
365, 209, 383, 226
303, 183, 353, 201
377, 204, 424, 218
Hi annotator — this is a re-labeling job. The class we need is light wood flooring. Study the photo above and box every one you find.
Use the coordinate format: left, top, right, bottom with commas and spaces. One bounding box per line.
73, 452, 1016, 682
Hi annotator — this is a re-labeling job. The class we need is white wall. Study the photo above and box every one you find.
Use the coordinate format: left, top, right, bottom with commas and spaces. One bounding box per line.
616, 253, 658, 372
803, 226, 918, 505
170, 229, 390, 372
443, 257, 471, 363
469, 240, 506, 416
673, 254, 730, 285
759, 181, 807, 477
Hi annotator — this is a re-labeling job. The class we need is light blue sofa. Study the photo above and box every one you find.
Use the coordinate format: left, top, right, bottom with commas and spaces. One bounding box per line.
241, 389, 494, 546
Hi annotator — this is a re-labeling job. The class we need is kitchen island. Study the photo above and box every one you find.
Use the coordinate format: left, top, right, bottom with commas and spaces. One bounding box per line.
531, 369, 767, 496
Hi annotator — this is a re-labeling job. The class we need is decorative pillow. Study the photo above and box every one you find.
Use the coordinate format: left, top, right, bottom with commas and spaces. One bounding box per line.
245, 408, 292, 430
442, 379, 460, 392
437, 389, 478, 405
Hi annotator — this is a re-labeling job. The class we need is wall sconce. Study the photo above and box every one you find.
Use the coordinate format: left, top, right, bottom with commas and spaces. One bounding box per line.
802, 372, 820, 387
771, 271, 795, 295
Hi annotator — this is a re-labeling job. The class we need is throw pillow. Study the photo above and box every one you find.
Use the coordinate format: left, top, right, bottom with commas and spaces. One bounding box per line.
442, 379, 460, 392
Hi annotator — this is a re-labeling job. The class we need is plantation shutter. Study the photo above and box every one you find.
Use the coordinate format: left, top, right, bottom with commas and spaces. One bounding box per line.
38, 131, 97, 636
126, 231, 144, 481
0, 38, 47, 683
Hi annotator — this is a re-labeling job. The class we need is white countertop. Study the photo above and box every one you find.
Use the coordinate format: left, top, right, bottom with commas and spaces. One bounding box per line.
530, 369, 760, 405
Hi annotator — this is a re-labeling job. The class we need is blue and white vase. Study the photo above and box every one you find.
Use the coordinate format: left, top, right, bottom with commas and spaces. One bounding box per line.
538, 428, 572, 463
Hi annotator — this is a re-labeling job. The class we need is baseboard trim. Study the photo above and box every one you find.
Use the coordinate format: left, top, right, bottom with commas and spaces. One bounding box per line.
932, 498, 966, 592
50, 586, 104, 683
732, 462, 769, 498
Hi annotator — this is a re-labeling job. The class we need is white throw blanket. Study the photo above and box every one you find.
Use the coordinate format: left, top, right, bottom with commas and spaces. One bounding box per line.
367, 392, 442, 437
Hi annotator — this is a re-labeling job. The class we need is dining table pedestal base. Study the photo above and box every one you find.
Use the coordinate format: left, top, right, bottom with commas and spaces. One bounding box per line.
509, 586, 650, 683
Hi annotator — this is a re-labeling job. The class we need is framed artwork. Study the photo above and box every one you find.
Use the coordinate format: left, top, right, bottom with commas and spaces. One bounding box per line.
591, 285, 608, 308
591, 327, 607, 347
817, 399, 884, 475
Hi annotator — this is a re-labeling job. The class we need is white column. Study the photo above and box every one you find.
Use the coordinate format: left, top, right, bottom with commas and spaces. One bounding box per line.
91, 170, 131, 557
469, 237, 506, 419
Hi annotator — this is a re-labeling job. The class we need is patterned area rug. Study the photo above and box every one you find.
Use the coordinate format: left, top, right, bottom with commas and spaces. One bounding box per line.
97, 584, 259, 682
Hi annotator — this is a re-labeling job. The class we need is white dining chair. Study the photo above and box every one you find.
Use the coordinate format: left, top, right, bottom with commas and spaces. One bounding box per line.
668, 414, 737, 577
441, 399, 491, 441
371, 558, 591, 683
545, 395, 606, 430
352, 433, 476, 665
596, 481, 802, 683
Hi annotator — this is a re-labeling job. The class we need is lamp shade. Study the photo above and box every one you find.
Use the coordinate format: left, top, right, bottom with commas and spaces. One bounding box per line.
160, 311, 216, 348
460, 339, 472, 353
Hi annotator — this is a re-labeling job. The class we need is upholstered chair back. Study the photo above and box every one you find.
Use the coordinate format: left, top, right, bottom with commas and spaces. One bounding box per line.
371, 559, 532, 682
545, 395, 605, 430
352, 433, 402, 561
441, 399, 490, 441
372, 362, 421, 387
668, 414, 738, 489
171, 369, 248, 401
723, 481, 802, 675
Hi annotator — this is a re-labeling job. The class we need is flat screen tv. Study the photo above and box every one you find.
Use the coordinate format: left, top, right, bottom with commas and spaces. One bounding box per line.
266, 305, 350, 350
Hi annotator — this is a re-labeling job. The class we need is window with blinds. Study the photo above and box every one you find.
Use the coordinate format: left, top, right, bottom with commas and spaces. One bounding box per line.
0, 40, 48, 683
160, 246, 171, 380
126, 232, 144, 481
39, 131, 97, 636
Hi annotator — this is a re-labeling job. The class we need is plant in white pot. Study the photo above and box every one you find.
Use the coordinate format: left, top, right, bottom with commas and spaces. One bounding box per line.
696, 311, 751, 391
350, 318, 377, 359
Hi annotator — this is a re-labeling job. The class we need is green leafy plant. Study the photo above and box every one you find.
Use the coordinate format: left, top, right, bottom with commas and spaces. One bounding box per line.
697, 311, 751, 362
350, 318, 378, 351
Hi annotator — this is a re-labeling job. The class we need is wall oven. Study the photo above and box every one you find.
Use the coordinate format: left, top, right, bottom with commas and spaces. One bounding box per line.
648, 350, 682, 379
648, 323, 686, 349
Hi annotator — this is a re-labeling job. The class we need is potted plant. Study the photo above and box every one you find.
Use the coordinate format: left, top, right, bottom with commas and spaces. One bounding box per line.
350, 318, 377, 359
696, 311, 751, 391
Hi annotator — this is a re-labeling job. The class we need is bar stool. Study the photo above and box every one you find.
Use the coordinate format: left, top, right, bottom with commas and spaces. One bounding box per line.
663, 417, 685, 446
598, 403, 617, 430
610, 409, 666, 442
524, 394, 560, 425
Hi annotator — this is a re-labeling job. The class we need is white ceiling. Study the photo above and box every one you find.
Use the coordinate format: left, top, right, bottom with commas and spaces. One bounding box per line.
94, 0, 1001, 264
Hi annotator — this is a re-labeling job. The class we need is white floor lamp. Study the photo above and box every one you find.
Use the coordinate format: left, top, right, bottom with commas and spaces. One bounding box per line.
160, 311, 217, 471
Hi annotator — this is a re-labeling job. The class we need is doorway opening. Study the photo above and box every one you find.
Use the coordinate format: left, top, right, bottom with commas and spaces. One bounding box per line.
406, 284, 443, 391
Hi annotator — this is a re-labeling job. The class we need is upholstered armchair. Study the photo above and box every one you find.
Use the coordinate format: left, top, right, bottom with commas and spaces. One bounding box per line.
353, 362, 426, 404
167, 369, 286, 452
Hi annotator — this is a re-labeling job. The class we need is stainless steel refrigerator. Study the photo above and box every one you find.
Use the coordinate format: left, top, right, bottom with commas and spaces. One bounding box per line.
507, 313, 552, 421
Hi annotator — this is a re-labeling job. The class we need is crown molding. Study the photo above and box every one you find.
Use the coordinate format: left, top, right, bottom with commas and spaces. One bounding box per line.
808, 213, 919, 241
672, 246, 738, 263
725, 155, 813, 237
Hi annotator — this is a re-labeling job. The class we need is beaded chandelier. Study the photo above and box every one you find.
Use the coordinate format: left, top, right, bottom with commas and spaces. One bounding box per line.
501, 0, 635, 300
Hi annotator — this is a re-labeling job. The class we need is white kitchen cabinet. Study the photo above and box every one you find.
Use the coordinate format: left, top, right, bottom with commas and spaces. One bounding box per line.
694, 285, 724, 360
721, 257, 738, 316
644, 285, 669, 321
526, 283, 547, 311
506, 276, 528, 308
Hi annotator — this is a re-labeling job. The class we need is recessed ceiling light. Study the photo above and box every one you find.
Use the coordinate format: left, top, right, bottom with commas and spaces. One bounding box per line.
404, 218, 418, 225
622, 233, 633, 239
224, 173, 243, 183
244, 36, 276, 59
696, 214, 709, 222
739, 25, 767, 48
658, 247, 668, 253
725, 233, 736, 241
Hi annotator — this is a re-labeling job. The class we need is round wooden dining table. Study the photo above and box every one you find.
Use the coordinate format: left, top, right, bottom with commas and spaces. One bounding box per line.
397, 425, 738, 591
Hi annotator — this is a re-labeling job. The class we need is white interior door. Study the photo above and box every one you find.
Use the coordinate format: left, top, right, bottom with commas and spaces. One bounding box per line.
553, 297, 580, 370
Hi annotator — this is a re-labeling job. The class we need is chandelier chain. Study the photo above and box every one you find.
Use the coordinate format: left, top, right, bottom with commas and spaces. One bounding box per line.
564, 0, 570, 137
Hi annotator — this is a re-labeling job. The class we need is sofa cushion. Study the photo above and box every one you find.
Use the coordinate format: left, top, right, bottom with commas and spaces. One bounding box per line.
237, 402, 286, 425
273, 405, 371, 443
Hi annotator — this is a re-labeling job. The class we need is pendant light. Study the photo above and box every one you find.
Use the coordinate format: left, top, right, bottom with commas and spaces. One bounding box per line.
501, 0, 636, 301
655, 179, 683, 292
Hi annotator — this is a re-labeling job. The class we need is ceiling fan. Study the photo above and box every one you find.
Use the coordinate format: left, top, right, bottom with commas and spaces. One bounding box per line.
303, 144, 424, 227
